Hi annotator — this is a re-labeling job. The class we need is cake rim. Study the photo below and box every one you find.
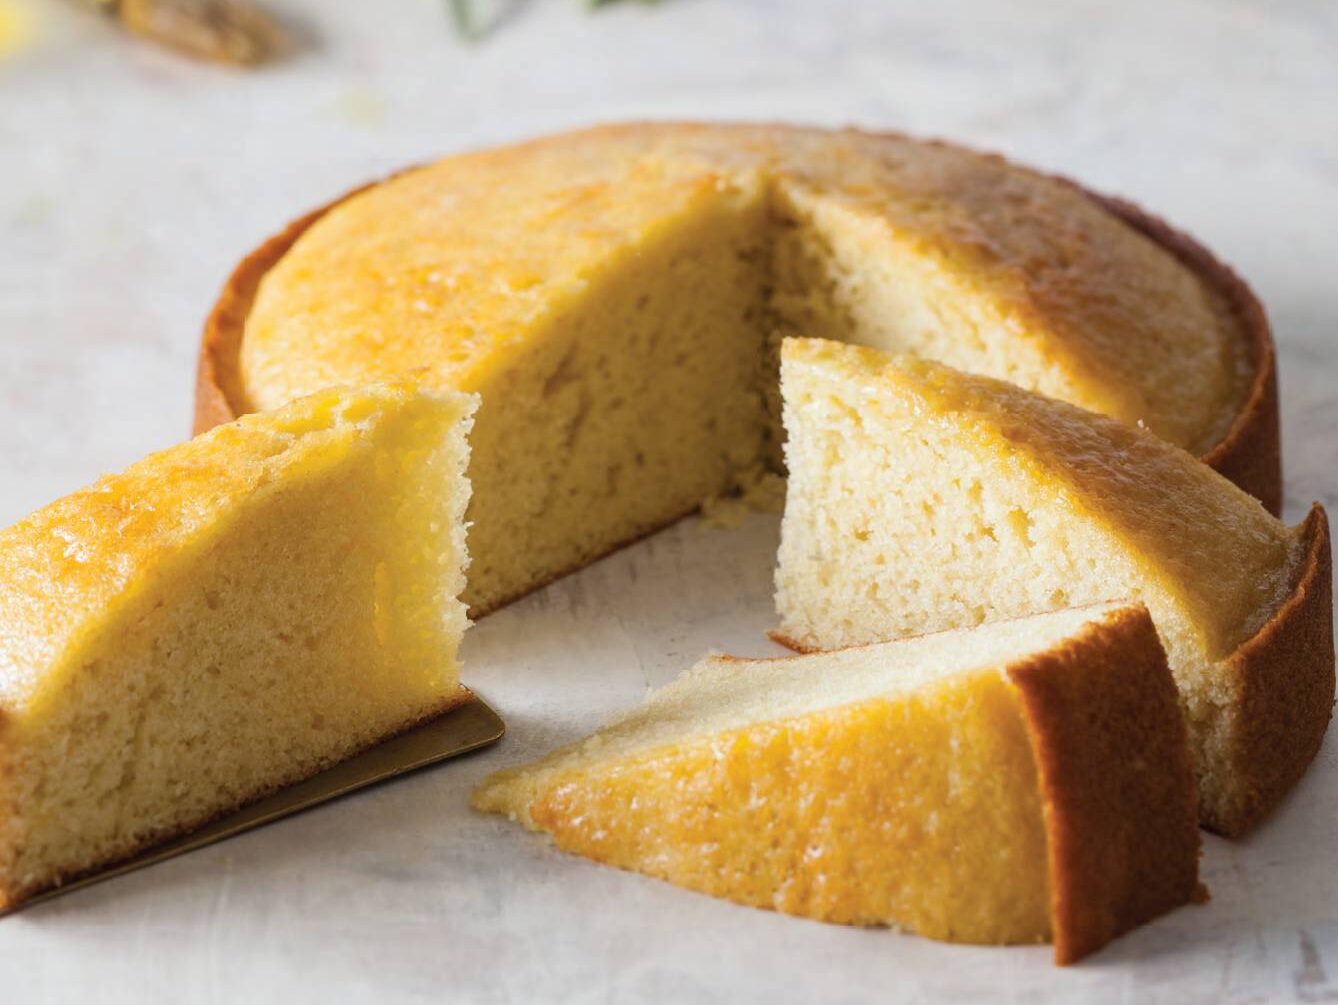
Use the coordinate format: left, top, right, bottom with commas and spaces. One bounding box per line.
193, 124, 1282, 517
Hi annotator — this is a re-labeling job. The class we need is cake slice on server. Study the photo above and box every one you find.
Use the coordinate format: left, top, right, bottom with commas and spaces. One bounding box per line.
0, 382, 476, 909
774, 338, 1333, 837
473, 603, 1201, 965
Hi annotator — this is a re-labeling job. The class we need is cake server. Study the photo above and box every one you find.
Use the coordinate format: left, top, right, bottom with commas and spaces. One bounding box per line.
3, 689, 504, 914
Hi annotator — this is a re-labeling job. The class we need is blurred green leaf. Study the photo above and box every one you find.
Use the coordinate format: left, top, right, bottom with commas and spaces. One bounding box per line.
447, 0, 490, 39
450, 0, 659, 40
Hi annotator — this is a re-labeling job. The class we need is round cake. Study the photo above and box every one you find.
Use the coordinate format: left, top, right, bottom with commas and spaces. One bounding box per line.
197, 122, 1281, 614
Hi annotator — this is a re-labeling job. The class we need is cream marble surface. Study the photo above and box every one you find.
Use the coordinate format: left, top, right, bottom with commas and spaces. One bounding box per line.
3, 1, 1337, 1001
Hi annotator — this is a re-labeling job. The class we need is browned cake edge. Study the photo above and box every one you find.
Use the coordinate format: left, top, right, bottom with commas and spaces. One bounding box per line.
0, 684, 474, 912
1208, 503, 1334, 837
1004, 605, 1201, 964
1083, 189, 1281, 516
195, 183, 378, 432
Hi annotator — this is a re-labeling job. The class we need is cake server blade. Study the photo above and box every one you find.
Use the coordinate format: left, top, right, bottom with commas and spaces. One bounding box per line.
6, 687, 504, 914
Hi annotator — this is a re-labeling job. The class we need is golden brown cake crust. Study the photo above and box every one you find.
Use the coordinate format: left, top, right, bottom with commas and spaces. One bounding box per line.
1005, 606, 1201, 964
193, 130, 1281, 517
1209, 504, 1334, 837
0, 685, 474, 912
195, 209, 313, 431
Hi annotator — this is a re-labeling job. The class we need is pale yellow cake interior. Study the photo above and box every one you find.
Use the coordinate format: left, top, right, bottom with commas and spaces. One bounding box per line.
457, 183, 775, 608
774, 337, 1301, 827
239, 124, 1250, 613
0, 383, 475, 904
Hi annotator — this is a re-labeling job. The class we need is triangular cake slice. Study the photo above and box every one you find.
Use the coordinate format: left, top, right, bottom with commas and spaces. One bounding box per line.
474, 603, 1200, 965
775, 337, 1333, 836
0, 382, 476, 909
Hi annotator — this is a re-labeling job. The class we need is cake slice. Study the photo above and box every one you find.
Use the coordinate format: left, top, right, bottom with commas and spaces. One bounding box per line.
0, 382, 476, 909
775, 337, 1333, 836
474, 603, 1200, 965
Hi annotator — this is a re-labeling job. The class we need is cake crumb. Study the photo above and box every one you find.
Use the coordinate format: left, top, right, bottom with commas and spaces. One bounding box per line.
700, 466, 786, 529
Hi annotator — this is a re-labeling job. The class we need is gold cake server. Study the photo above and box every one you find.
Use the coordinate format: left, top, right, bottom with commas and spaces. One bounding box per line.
5, 688, 504, 914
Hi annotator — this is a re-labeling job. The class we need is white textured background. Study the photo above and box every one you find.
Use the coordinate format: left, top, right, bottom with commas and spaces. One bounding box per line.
2, 1, 1336, 1001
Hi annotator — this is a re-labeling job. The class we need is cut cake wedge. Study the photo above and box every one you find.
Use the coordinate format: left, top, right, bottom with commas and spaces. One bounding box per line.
474, 603, 1201, 965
